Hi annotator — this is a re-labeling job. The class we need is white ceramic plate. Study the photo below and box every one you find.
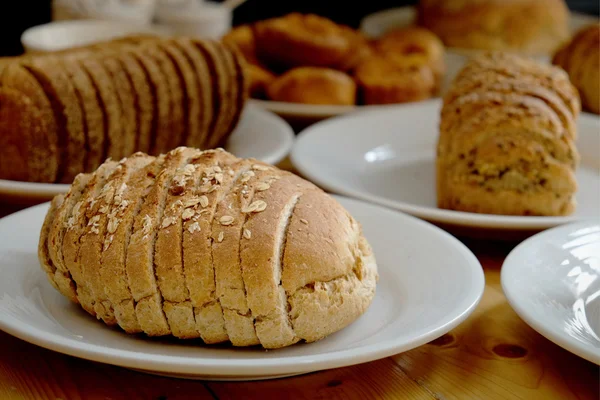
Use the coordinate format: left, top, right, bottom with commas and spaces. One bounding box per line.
359, 6, 598, 40
0, 196, 484, 380
291, 99, 600, 231
0, 105, 294, 204
502, 221, 600, 364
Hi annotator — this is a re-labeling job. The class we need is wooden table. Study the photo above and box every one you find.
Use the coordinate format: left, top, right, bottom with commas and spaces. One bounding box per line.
0, 164, 599, 399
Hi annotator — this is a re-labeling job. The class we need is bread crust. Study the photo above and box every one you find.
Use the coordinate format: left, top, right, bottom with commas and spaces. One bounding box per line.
41, 149, 379, 348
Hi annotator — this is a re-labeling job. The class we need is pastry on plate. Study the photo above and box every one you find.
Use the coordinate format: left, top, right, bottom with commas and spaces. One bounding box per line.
552, 24, 600, 114
247, 63, 276, 99
38, 147, 378, 349
417, 0, 570, 54
374, 27, 445, 91
253, 13, 370, 71
436, 52, 580, 216
267, 67, 356, 105
354, 53, 436, 105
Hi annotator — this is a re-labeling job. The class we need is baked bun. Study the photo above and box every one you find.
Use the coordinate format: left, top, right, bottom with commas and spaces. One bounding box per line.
354, 54, 436, 105
436, 52, 580, 216
552, 24, 600, 114
38, 148, 378, 349
417, 0, 570, 54
253, 13, 370, 71
267, 67, 356, 105
374, 27, 445, 91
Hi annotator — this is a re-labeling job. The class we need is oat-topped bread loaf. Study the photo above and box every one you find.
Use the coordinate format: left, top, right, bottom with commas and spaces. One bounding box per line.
417, 0, 570, 54
38, 148, 378, 349
0, 35, 247, 184
436, 52, 580, 216
552, 24, 600, 115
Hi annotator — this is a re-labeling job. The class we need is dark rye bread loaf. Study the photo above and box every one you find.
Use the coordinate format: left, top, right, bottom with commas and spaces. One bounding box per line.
38, 148, 378, 349
436, 52, 580, 216
0, 35, 248, 184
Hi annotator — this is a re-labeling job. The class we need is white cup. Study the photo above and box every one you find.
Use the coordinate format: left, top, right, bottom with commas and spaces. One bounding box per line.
155, 2, 232, 40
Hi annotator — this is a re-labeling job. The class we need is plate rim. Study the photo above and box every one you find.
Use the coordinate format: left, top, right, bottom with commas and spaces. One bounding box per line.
0, 105, 294, 202
290, 98, 600, 230
501, 221, 600, 365
0, 196, 485, 377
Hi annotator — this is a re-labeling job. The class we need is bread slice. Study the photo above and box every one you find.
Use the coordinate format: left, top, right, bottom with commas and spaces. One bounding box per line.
48, 172, 93, 303
102, 56, 137, 159
0, 63, 58, 182
128, 48, 171, 156
171, 38, 213, 149
117, 52, 155, 154
208, 42, 237, 149
22, 57, 85, 183
220, 44, 248, 147
158, 40, 198, 149
38, 195, 64, 292
212, 159, 261, 346
62, 160, 119, 316
61, 55, 105, 173
192, 40, 227, 149
141, 44, 184, 153
126, 147, 197, 336
240, 170, 316, 349
78, 57, 124, 162
181, 150, 239, 343
445, 75, 577, 139
154, 148, 205, 339
95, 154, 154, 333
0, 87, 44, 181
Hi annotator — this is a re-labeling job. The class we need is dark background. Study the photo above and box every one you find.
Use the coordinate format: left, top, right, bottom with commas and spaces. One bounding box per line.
0, 0, 598, 57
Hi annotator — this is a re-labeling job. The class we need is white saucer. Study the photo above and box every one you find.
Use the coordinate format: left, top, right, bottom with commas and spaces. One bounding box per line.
0, 105, 294, 204
502, 221, 600, 365
291, 99, 600, 231
0, 195, 484, 381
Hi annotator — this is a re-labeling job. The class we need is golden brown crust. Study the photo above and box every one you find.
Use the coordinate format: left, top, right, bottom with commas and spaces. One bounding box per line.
62, 160, 119, 316
38, 195, 64, 292
437, 52, 580, 216
417, 0, 570, 54
254, 13, 367, 71
41, 149, 378, 348
267, 67, 356, 105
354, 54, 435, 105
23, 57, 86, 183
552, 24, 600, 114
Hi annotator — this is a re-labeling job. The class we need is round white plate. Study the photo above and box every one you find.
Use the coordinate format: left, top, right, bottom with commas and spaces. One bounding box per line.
0, 105, 294, 204
502, 221, 600, 364
359, 6, 598, 40
291, 99, 600, 231
0, 195, 484, 381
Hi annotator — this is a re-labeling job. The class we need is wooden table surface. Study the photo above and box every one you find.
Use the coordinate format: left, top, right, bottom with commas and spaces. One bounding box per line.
0, 160, 599, 400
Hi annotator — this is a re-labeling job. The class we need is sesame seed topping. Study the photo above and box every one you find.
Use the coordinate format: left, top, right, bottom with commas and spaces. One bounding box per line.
242, 200, 267, 213
252, 164, 271, 171
219, 215, 234, 225
99, 205, 109, 214
182, 208, 195, 220
300, 218, 308, 225
142, 215, 152, 235
188, 222, 201, 234
161, 217, 175, 229
243, 229, 252, 239
240, 171, 255, 183
199, 195, 209, 208
218, 231, 224, 242
255, 182, 270, 191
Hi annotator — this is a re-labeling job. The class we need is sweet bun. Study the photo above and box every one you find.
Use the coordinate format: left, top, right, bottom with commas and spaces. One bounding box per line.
38, 148, 378, 349
253, 13, 369, 71
354, 54, 436, 105
417, 0, 570, 54
267, 67, 356, 105
552, 24, 600, 114
436, 52, 580, 216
